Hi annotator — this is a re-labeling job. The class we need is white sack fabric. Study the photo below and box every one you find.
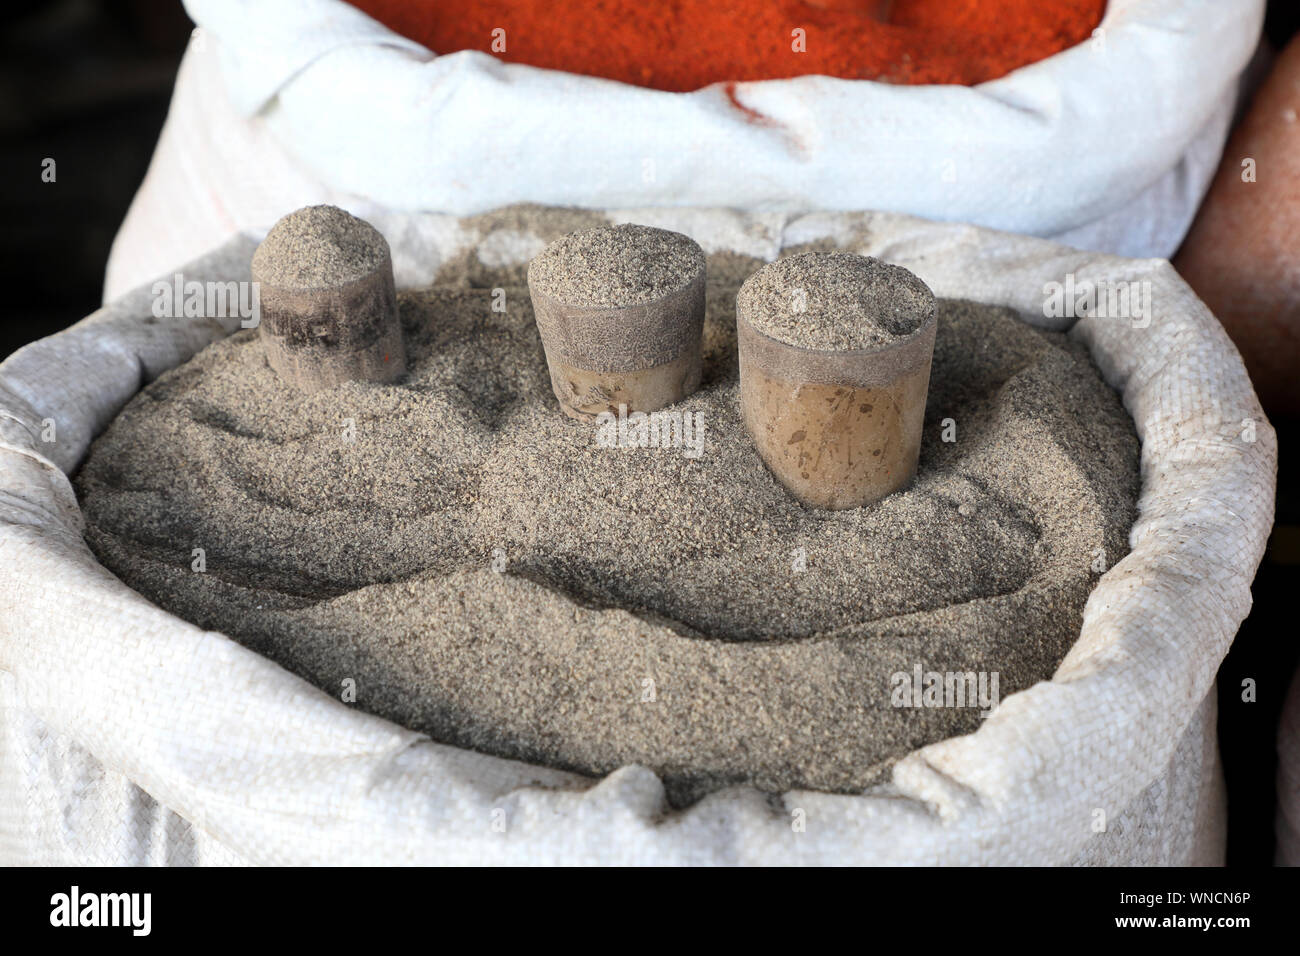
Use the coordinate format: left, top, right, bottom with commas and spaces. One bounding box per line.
104, 0, 1263, 301
0, 209, 1276, 865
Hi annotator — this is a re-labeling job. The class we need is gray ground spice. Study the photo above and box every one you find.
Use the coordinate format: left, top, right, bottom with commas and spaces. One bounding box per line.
528, 223, 705, 308
76, 235, 1139, 807
738, 252, 934, 351
252, 205, 389, 289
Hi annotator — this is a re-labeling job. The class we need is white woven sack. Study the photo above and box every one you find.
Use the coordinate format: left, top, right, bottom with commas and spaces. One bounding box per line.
0, 209, 1275, 865
103, 0, 1263, 301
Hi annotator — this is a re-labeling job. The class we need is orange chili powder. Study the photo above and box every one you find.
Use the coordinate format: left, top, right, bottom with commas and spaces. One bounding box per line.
347, 1, 1107, 92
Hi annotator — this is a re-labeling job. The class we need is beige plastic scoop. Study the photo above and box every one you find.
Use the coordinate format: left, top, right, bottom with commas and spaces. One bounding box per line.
527, 225, 706, 420
737, 255, 936, 510
252, 206, 405, 394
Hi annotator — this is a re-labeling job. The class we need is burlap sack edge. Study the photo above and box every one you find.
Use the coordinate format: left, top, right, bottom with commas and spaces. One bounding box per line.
0, 209, 1276, 864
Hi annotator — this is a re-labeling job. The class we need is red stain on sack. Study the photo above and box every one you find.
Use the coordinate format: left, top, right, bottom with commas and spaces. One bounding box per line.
725, 82, 777, 127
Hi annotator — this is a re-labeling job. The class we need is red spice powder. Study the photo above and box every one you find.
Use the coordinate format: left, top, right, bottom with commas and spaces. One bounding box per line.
347, 1, 1107, 92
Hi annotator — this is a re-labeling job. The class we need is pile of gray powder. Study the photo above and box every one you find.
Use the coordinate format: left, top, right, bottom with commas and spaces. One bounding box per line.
528, 223, 704, 307
76, 212, 1139, 806
251, 205, 389, 289
737, 251, 934, 350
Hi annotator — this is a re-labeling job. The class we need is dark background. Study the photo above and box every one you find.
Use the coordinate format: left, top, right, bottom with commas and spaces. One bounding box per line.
0, 0, 1294, 866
